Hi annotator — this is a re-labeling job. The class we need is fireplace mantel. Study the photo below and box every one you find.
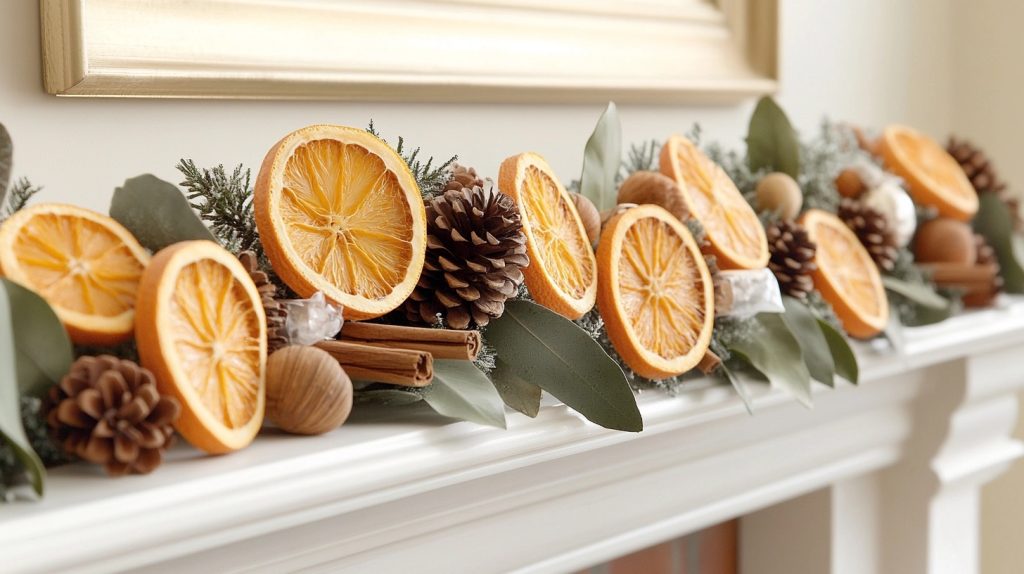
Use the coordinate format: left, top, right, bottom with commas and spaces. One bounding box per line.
4, 300, 1024, 574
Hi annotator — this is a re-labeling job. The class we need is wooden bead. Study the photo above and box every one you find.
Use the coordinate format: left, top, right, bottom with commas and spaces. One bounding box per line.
913, 217, 977, 265
836, 168, 866, 199
266, 346, 353, 435
755, 172, 803, 220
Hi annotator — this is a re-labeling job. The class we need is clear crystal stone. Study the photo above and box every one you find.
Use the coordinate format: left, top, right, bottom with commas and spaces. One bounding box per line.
281, 292, 343, 345
718, 268, 785, 319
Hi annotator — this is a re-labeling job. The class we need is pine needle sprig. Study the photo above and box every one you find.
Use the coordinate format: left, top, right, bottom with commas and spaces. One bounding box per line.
367, 120, 457, 198
176, 160, 260, 254
1, 178, 42, 218
622, 140, 659, 177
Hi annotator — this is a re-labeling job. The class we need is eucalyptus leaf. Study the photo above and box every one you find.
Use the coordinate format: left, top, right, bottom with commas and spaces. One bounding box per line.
2, 279, 73, 397
490, 357, 542, 418
882, 276, 951, 310
110, 174, 217, 252
579, 102, 622, 211
486, 300, 642, 432
0, 281, 45, 496
746, 96, 800, 179
883, 314, 905, 353
0, 123, 11, 206
817, 318, 858, 384
719, 362, 754, 414
781, 297, 835, 386
729, 313, 813, 408
974, 193, 1024, 293
421, 360, 507, 429
354, 388, 424, 406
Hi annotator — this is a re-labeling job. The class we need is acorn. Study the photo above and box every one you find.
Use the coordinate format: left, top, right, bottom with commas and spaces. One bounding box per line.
616, 171, 690, 222
755, 172, 803, 220
913, 217, 977, 265
266, 346, 353, 435
835, 168, 867, 199
570, 192, 601, 245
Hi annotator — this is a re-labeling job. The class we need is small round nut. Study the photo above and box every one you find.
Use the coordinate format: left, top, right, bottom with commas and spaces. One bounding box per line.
616, 171, 690, 222
914, 217, 977, 265
266, 346, 353, 435
570, 192, 601, 245
755, 172, 803, 220
835, 168, 866, 199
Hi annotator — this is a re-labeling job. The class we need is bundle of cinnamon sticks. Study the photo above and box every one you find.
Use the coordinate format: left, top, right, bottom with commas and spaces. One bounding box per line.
315, 323, 481, 387
918, 262, 1001, 308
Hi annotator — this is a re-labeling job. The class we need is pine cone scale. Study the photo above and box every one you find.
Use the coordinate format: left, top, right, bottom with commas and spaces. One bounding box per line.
767, 220, 818, 300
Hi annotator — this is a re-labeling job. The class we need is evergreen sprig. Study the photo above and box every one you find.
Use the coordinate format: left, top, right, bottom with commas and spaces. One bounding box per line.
622, 140, 659, 177
176, 160, 260, 254
1, 178, 41, 218
367, 120, 457, 198
0, 397, 68, 500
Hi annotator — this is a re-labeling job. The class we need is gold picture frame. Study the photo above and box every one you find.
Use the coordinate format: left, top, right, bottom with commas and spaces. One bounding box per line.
40, 0, 777, 102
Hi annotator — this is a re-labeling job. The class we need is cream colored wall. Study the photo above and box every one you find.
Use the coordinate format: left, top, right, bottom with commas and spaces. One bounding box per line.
0, 0, 953, 211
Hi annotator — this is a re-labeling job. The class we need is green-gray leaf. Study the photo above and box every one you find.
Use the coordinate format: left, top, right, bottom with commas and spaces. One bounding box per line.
580, 102, 622, 211
974, 193, 1024, 293
882, 276, 950, 309
883, 314, 905, 353
490, 357, 542, 418
2, 279, 73, 397
354, 388, 424, 406
110, 174, 217, 252
421, 360, 507, 429
781, 297, 835, 386
817, 318, 858, 384
486, 300, 642, 432
729, 313, 812, 408
746, 96, 800, 179
0, 281, 46, 496
719, 362, 754, 414
0, 123, 11, 206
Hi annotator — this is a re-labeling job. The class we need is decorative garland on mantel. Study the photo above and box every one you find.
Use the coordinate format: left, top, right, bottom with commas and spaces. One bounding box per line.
0, 97, 1018, 499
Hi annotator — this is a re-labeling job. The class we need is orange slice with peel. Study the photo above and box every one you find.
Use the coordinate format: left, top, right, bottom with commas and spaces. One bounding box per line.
659, 135, 769, 270
800, 209, 889, 339
878, 125, 978, 221
254, 124, 427, 320
498, 152, 597, 319
597, 205, 714, 379
135, 240, 266, 454
0, 203, 150, 345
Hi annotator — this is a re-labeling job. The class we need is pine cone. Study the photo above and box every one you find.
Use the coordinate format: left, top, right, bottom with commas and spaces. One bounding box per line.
444, 163, 486, 194
947, 137, 1021, 230
766, 220, 818, 300
405, 179, 530, 329
963, 234, 1003, 308
45, 356, 180, 476
238, 251, 289, 353
838, 198, 899, 272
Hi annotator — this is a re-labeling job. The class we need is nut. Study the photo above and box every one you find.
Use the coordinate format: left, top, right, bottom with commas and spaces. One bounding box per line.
755, 172, 803, 220
570, 192, 601, 245
914, 217, 977, 265
616, 171, 690, 222
266, 346, 353, 435
835, 168, 866, 199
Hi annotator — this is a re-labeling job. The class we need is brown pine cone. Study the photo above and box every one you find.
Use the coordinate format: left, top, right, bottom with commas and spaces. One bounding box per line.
838, 198, 899, 272
947, 136, 1021, 230
405, 176, 529, 329
766, 220, 818, 300
46, 356, 180, 476
963, 234, 1003, 308
444, 163, 485, 193
238, 251, 289, 353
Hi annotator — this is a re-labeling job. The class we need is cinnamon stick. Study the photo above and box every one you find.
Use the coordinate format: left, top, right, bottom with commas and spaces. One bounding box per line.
919, 263, 998, 284
314, 340, 433, 387
339, 322, 481, 361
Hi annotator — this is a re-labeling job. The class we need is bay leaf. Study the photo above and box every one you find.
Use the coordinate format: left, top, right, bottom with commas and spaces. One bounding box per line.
421, 360, 507, 429
490, 356, 543, 418
2, 279, 73, 397
110, 174, 216, 252
817, 318, 858, 384
579, 102, 622, 211
729, 313, 813, 408
746, 96, 800, 179
882, 275, 951, 309
781, 297, 835, 386
974, 192, 1024, 293
0, 281, 45, 496
719, 362, 754, 414
0, 122, 11, 206
354, 388, 424, 406
486, 300, 642, 432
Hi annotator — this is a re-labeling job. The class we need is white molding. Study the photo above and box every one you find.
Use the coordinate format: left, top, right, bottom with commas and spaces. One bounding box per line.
39, 0, 778, 102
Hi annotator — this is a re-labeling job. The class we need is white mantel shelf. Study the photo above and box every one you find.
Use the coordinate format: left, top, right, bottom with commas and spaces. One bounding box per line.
5, 300, 1024, 574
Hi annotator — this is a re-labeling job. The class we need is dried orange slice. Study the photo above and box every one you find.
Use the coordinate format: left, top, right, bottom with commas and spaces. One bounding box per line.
800, 209, 889, 339
879, 125, 978, 221
597, 205, 714, 379
135, 240, 266, 454
659, 135, 769, 270
254, 125, 426, 320
498, 152, 597, 319
0, 203, 149, 345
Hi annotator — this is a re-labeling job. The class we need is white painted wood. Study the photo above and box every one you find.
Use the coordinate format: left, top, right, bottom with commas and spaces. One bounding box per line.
4, 299, 1024, 573
38, 0, 777, 102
